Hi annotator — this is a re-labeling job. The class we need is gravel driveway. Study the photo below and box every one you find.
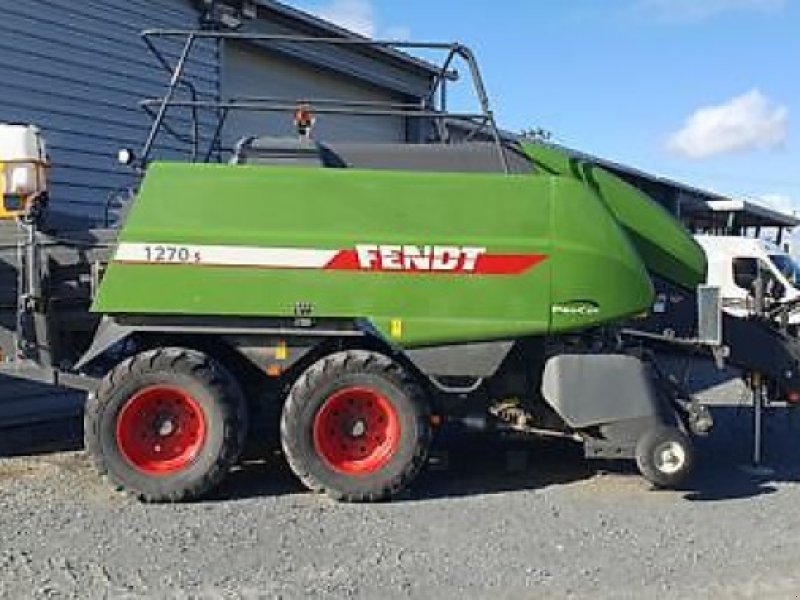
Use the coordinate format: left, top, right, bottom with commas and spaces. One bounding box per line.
2, 376, 800, 599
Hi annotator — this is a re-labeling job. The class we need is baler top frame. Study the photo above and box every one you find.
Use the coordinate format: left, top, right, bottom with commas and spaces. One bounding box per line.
138, 30, 511, 172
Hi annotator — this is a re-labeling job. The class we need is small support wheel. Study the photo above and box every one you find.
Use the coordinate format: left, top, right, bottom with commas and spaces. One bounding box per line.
85, 348, 248, 502
635, 426, 694, 488
280, 350, 431, 502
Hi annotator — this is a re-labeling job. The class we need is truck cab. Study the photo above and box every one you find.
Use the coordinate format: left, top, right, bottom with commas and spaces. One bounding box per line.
696, 235, 800, 323
687, 198, 800, 326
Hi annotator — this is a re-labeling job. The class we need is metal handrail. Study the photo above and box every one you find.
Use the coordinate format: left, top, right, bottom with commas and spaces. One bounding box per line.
137, 30, 509, 173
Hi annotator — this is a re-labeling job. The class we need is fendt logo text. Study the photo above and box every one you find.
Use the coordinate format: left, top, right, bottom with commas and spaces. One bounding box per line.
324, 244, 548, 275
355, 245, 486, 272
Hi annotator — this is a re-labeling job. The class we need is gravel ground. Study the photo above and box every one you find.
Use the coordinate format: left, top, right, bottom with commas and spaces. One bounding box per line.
2, 375, 800, 599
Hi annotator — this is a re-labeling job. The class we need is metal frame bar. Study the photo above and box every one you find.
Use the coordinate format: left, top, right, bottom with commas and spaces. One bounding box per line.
140, 99, 487, 119
140, 33, 197, 164
138, 30, 510, 173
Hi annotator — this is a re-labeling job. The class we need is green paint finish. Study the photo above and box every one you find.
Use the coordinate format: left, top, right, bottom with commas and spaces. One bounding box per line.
522, 142, 707, 290
549, 177, 653, 332
94, 161, 663, 346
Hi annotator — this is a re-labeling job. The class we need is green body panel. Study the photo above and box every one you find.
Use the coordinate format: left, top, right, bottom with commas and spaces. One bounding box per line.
522, 142, 707, 290
94, 161, 657, 346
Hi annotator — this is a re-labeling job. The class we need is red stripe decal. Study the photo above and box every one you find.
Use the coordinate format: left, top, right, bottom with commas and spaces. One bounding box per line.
324, 251, 547, 275
473, 254, 548, 275
324, 250, 361, 270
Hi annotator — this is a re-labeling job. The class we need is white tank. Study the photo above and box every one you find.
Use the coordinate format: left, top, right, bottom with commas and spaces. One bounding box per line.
0, 123, 47, 163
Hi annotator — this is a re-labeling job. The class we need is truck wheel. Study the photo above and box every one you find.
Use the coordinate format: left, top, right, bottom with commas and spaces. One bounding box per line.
635, 426, 694, 488
85, 348, 247, 502
281, 350, 431, 502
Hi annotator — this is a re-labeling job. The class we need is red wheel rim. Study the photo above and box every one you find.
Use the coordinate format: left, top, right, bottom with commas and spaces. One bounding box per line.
313, 387, 401, 475
116, 386, 207, 476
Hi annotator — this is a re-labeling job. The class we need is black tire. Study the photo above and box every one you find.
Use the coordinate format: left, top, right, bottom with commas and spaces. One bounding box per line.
84, 347, 248, 502
635, 426, 694, 488
280, 350, 431, 502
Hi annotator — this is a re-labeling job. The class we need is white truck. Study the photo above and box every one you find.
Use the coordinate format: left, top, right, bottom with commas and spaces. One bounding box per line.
691, 199, 800, 329
696, 235, 800, 324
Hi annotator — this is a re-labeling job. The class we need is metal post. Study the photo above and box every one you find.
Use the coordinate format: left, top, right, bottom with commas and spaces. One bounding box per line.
753, 376, 763, 466
140, 34, 196, 165
739, 372, 775, 476
456, 45, 509, 173
204, 108, 230, 163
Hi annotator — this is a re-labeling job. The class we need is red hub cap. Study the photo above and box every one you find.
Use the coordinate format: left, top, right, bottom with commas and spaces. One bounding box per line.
313, 387, 401, 475
116, 386, 207, 476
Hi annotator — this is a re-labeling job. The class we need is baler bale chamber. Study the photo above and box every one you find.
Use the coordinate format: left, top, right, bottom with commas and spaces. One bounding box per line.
0, 31, 725, 503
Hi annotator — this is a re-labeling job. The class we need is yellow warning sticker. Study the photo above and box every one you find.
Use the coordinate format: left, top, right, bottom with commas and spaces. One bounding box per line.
390, 319, 403, 339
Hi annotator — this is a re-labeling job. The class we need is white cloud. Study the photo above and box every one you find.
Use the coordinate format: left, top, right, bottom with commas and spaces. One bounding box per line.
303, 0, 410, 39
667, 89, 788, 159
635, 0, 786, 22
317, 0, 376, 37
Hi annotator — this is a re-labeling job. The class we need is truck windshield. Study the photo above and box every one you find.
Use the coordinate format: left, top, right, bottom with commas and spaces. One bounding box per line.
769, 254, 800, 286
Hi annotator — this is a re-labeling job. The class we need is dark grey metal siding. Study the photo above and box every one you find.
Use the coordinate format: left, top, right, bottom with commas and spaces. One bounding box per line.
222, 41, 408, 144
220, 8, 434, 145
0, 0, 219, 225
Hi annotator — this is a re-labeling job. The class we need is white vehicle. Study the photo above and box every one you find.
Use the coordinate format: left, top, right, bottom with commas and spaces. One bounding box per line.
695, 235, 800, 324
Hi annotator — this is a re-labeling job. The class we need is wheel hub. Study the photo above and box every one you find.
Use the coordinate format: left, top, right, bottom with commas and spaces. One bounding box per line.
655, 441, 686, 475
116, 386, 207, 476
312, 387, 401, 475
348, 418, 367, 438
156, 416, 176, 437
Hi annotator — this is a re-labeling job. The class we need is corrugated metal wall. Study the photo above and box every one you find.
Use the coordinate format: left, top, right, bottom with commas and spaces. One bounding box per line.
0, 1, 435, 226
0, 0, 219, 226
220, 8, 434, 146
222, 41, 408, 144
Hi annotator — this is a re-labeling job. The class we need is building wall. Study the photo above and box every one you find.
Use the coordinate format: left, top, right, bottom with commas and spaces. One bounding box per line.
222, 41, 408, 145
0, 2, 434, 226
0, 0, 220, 225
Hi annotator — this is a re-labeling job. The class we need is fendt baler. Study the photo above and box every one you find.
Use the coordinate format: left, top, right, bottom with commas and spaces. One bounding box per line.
1, 31, 724, 502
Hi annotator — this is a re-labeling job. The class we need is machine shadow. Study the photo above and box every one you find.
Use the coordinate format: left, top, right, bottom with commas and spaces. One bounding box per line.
211, 434, 596, 503
3, 402, 798, 505
0, 417, 83, 457
408, 436, 595, 501
214, 403, 800, 504
680, 404, 800, 502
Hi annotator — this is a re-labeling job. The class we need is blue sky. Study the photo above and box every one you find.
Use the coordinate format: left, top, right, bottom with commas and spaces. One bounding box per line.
289, 0, 798, 215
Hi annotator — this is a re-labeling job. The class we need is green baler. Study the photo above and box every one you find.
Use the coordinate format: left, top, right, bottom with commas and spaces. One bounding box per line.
3, 31, 719, 502
70, 134, 714, 502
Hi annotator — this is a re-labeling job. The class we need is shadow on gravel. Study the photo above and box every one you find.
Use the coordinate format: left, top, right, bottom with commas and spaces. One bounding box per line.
3, 401, 799, 505
207, 433, 596, 503
0, 417, 83, 457
209, 454, 306, 501
679, 404, 800, 503
408, 435, 594, 502
209, 405, 800, 504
